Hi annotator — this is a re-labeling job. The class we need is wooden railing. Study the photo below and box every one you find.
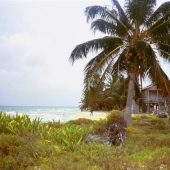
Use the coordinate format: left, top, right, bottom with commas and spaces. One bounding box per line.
141, 96, 170, 103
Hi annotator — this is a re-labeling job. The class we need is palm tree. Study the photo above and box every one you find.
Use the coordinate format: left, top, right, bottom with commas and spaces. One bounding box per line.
80, 74, 128, 111
104, 75, 128, 110
80, 73, 103, 112
70, 0, 170, 126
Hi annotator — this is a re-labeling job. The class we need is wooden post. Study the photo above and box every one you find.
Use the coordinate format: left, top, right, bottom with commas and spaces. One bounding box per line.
157, 89, 158, 112
147, 89, 150, 112
147, 104, 150, 113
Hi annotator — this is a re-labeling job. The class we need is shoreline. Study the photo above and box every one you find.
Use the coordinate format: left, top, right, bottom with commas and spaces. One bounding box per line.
2, 109, 109, 122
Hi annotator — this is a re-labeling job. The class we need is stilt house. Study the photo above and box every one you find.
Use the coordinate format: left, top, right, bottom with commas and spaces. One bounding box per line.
141, 85, 170, 113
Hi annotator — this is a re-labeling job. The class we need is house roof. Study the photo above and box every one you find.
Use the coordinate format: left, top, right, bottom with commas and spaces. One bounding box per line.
142, 84, 156, 91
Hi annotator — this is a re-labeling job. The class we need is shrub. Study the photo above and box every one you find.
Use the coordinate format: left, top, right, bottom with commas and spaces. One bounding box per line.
149, 117, 168, 129
0, 134, 38, 169
92, 119, 107, 134
106, 110, 124, 126
68, 118, 93, 126
92, 110, 125, 135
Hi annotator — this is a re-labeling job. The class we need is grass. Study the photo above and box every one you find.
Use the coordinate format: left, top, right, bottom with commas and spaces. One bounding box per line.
0, 111, 170, 169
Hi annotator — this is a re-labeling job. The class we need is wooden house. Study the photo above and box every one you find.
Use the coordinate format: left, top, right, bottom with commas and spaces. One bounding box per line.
140, 85, 170, 113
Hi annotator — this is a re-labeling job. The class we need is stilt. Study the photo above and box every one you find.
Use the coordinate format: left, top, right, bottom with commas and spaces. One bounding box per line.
147, 104, 150, 113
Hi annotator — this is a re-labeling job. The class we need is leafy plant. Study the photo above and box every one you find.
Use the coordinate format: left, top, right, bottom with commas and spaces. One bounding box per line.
0, 113, 43, 134
56, 125, 83, 151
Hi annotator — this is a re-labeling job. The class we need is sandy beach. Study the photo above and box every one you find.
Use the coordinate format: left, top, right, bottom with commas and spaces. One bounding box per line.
74, 111, 108, 120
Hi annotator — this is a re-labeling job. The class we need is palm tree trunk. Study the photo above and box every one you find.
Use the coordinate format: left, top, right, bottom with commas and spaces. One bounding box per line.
124, 72, 135, 126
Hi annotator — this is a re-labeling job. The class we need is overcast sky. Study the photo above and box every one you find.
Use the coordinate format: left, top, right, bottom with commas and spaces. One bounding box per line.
0, 0, 169, 106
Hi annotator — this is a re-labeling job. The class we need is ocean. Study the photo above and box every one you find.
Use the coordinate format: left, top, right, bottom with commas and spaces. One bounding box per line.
0, 106, 80, 122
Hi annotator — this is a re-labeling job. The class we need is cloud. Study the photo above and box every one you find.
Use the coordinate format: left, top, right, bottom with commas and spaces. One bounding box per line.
0, 0, 169, 106
0, 1, 92, 105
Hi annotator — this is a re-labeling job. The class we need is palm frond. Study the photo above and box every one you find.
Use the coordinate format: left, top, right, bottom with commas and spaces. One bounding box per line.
111, 0, 133, 30
91, 19, 117, 35
84, 57, 115, 91
91, 19, 127, 36
147, 34, 170, 44
156, 42, 170, 62
94, 49, 127, 86
85, 5, 117, 23
144, 45, 170, 94
94, 49, 126, 85
112, 49, 126, 75
70, 37, 123, 64
125, 0, 156, 25
146, 1, 170, 27
85, 5, 129, 36
147, 13, 170, 36
84, 45, 123, 76
148, 62, 170, 95
98, 57, 116, 83
83, 45, 125, 91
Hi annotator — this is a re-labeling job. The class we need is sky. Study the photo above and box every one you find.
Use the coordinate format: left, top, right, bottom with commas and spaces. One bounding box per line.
0, 0, 169, 106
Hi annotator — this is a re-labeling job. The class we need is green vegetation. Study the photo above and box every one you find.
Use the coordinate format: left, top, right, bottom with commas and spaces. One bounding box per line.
80, 74, 128, 111
0, 112, 170, 169
70, 0, 170, 126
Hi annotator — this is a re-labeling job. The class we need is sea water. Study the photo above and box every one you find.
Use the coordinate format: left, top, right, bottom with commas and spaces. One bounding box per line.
0, 106, 80, 122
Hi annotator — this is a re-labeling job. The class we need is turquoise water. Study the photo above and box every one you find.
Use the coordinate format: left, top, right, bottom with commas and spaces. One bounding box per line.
0, 106, 80, 122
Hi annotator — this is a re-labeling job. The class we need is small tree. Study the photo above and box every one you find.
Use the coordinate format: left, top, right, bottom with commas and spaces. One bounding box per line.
80, 74, 129, 111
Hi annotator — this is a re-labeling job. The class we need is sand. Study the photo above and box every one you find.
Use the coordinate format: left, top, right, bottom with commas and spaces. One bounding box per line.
74, 111, 108, 120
